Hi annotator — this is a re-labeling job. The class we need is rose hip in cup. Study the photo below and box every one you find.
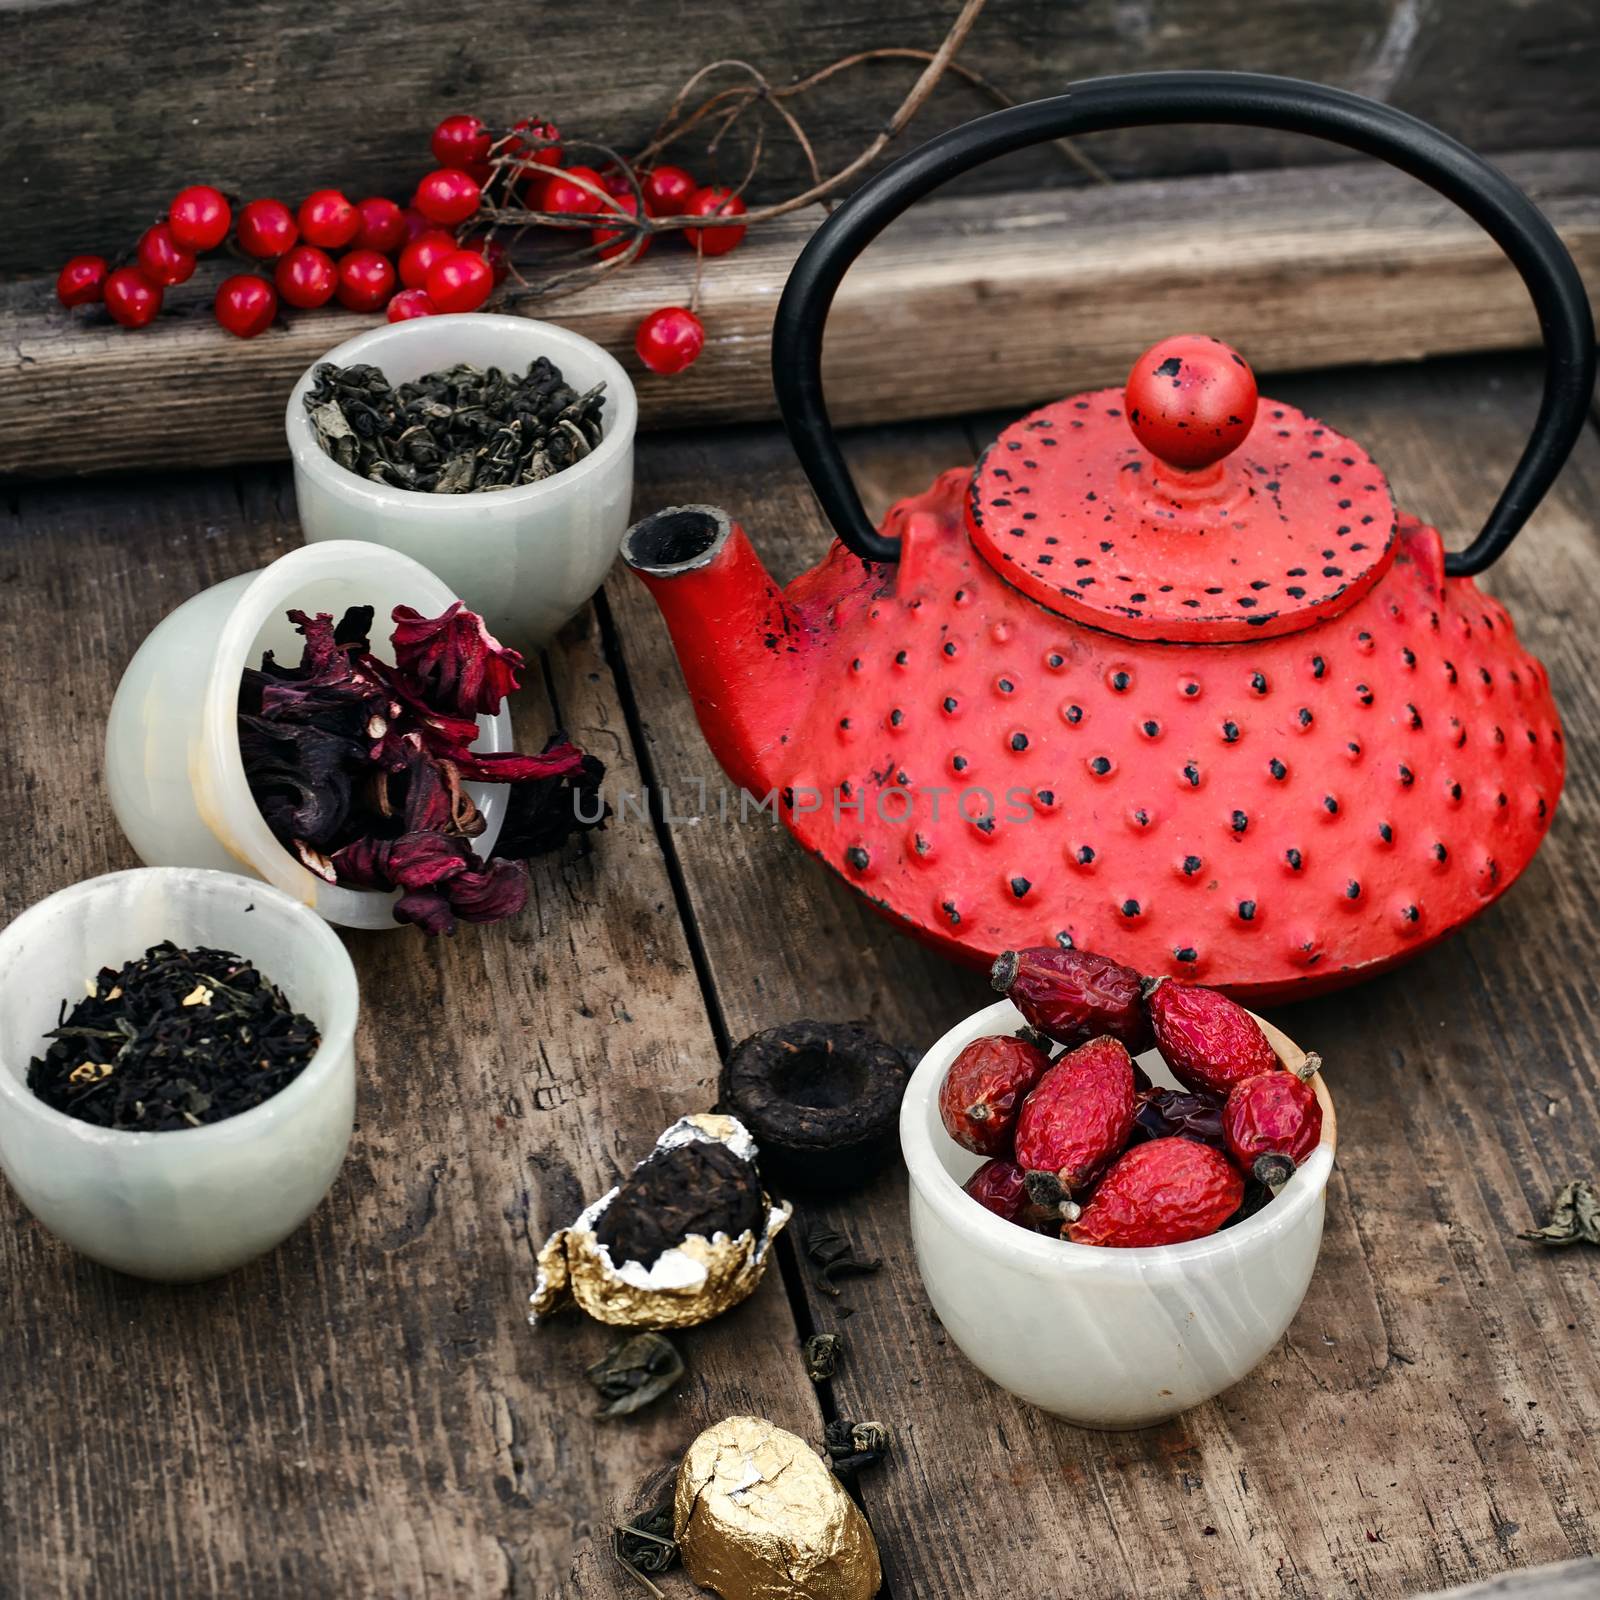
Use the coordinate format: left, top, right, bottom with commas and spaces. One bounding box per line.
1014, 1035, 1136, 1214
992, 945, 1151, 1052
963, 1159, 1031, 1225
939, 1032, 1052, 1156
1223, 1068, 1322, 1185
1067, 1137, 1245, 1248
949, 942, 1324, 1249
1143, 976, 1279, 1095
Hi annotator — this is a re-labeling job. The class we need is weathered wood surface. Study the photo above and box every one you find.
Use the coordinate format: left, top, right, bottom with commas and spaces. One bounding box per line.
5, 0, 1599, 277
0, 476, 823, 1595
3, 351, 1600, 1600
589, 351, 1600, 1597
4, 149, 1598, 480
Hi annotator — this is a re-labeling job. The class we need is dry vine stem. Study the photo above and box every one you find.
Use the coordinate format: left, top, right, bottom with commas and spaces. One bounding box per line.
484, 0, 1104, 308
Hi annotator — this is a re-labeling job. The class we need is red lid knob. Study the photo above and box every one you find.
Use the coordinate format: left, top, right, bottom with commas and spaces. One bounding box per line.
1125, 335, 1258, 471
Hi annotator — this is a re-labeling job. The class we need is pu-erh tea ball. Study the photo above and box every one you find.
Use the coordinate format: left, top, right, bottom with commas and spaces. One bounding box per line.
674, 1415, 882, 1600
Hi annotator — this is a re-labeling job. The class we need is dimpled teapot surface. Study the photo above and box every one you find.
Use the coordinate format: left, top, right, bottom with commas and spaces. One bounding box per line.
623, 72, 1594, 1000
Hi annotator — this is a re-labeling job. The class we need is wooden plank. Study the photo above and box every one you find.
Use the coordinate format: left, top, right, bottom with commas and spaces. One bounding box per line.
3, 149, 1597, 480
597, 354, 1600, 1597
1417, 1556, 1600, 1599
0, 472, 820, 1594
5, 0, 1598, 278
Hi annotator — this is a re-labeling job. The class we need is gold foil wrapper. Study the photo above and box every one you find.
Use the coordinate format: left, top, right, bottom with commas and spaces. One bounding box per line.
528, 1114, 792, 1330
675, 1415, 882, 1600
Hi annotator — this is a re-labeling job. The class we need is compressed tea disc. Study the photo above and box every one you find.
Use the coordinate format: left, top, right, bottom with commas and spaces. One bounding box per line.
719, 1021, 908, 1193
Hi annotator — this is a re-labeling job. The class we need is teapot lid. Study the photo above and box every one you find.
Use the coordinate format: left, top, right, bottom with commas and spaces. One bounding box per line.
966, 335, 1398, 643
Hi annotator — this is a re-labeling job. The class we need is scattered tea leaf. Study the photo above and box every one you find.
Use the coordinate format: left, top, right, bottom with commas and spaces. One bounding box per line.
823, 1418, 890, 1480
586, 1332, 685, 1420
803, 1331, 842, 1382
1519, 1179, 1600, 1247
613, 1498, 678, 1596
803, 1220, 882, 1297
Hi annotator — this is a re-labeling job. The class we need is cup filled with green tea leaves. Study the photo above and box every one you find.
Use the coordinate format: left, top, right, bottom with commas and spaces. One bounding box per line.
286, 313, 637, 651
0, 867, 359, 1280
105, 539, 603, 933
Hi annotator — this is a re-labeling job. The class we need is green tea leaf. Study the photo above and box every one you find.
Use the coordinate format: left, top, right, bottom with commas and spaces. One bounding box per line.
586, 1332, 685, 1420
1519, 1179, 1600, 1246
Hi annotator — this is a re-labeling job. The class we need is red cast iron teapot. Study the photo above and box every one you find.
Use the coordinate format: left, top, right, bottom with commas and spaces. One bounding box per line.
623, 72, 1596, 1000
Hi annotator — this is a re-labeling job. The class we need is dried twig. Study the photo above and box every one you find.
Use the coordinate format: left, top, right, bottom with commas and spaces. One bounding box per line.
648, 0, 993, 230
488, 0, 1105, 311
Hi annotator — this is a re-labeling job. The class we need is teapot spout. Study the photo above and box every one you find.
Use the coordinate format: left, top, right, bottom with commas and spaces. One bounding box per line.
622, 505, 805, 797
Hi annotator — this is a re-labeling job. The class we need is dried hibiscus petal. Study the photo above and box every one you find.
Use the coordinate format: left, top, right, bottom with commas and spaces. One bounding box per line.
333, 606, 375, 649
270, 608, 349, 678
389, 831, 476, 890
394, 858, 529, 936
252, 668, 373, 733
450, 740, 588, 785
239, 597, 603, 935
447, 858, 530, 923
238, 714, 363, 849
328, 835, 392, 889
493, 740, 609, 859
391, 600, 526, 717
394, 887, 458, 935
400, 753, 482, 838
261, 608, 383, 702
357, 653, 481, 764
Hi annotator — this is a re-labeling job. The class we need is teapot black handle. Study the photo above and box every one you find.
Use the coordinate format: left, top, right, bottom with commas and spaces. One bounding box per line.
771, 70, 1595, 574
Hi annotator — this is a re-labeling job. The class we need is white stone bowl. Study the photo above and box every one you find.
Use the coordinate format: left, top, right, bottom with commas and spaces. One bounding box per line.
104, 539, 512, 930
286, 313, 637, 652
0, 867, 358, 1281
901, 998, 1336, 1428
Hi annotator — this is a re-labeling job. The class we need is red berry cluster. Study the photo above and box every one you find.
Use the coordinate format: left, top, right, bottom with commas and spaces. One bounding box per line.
941, 946, 1324, 1248
56, 114, 747, 371
508, 137, 741, 375
58, 185, 240, 331
54, 171, 500, 338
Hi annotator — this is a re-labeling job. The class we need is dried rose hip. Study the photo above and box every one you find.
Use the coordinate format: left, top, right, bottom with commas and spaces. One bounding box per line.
938, 1032, 1052, 1156
1014, 1035, 1136, 1213
992, 945, 1151, 1052
1067, 1137, 1245, 1248
1130, 1087, 1226, 1151
1223, 1069, 1323, 1185
1143, 977, 1279, 1096
963, 1159, 1031, 1225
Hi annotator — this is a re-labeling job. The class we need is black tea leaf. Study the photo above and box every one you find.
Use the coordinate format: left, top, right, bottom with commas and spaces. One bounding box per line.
27, 942, 319, 1131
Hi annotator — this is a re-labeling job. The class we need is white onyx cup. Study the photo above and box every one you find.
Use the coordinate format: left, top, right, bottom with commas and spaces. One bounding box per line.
902, 999, 1336, 1429
104, 539, 512, 930
286, 313, 637, 652
0, 868, 358, 1281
